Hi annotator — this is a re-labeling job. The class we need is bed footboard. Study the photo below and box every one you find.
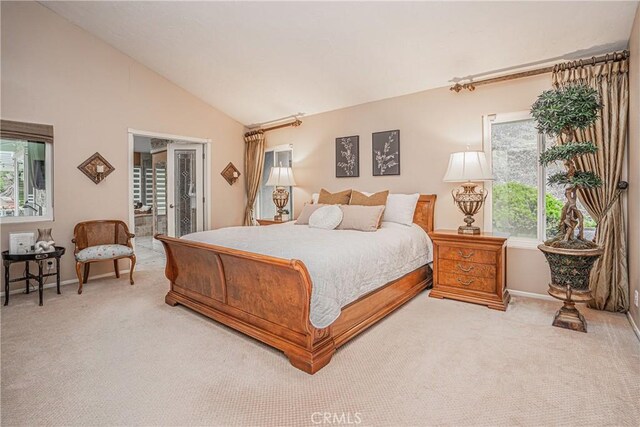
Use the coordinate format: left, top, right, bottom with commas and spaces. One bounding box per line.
157, 234, 432, 374
157, 235, 335, 373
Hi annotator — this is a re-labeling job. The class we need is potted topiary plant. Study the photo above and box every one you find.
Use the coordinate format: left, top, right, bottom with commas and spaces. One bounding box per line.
530, 83, 603, 333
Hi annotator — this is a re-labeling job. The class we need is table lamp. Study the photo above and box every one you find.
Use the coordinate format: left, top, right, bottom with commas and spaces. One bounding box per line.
443, 151, 493, 234
265, 165, 296, 220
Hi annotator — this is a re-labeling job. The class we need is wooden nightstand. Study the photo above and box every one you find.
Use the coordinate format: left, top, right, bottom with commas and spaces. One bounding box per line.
429, 229, 510, 310
256, 218, 284, 226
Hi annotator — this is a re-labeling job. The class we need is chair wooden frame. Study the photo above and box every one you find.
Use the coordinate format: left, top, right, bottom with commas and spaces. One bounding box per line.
156, 195, 436, 374
72, 220, 136, 294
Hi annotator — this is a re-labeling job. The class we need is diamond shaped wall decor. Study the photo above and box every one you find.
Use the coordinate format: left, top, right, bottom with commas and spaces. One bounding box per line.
78, 152, 115, 184
221, 162, 241, 185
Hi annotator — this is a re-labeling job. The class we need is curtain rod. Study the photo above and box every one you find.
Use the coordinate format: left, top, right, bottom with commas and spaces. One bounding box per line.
244, 118, 302, 137
247, 113, 304, 129
450, 50, 630, 93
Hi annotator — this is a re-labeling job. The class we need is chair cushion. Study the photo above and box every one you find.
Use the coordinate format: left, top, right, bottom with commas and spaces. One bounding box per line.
76, 244, 134, 262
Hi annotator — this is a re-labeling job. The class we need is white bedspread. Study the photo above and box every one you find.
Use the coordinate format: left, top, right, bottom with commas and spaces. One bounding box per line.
182, 222, 432, 328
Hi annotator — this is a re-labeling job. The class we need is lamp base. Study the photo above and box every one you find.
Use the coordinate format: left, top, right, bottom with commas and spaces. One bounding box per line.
453, 183, 486, 235
458, 225, 481, 235
272, 187, 290, 220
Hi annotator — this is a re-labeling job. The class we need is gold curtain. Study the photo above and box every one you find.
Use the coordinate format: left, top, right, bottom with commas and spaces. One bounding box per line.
552, 58, 629, 312
243, 130, 266, 226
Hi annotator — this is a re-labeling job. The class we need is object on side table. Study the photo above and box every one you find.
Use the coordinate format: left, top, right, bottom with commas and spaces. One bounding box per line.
72, 220, 136, 294
9, 232, 35, 254
34, 228, 55, 253
77, 152, 115, 184
221, 162, 241, 185
3, 246, 66, 306
530, 83, 605, 333
257, 218, 284, 226
443, 150, 493, 235
429, 229, 510, 310
265, 166, 296, 221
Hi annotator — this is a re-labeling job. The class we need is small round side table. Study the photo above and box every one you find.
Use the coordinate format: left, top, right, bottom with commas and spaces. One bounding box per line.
2, 246, 66, 306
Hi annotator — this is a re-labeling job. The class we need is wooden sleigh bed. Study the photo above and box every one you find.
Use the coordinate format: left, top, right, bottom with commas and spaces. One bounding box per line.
156, 194, 436, 374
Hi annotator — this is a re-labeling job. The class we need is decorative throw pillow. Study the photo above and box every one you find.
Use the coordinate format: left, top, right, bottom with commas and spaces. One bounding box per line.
311, 193, 320, 204
383, 193, 420, 226
295, 203, 327, 225
308, 205, 343, 230
317, 188, 352, 205
337, 205, 386, 232
349, 190, 389, 206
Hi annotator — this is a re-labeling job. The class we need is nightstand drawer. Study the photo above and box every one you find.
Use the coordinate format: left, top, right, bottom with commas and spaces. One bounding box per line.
437, 259, 496, 279
439, 245, 496, 265
439, 272, 496, 293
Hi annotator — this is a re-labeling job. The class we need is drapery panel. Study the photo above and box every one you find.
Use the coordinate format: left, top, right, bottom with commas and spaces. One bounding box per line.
552, 58, 629, 312
243, 130, 266, 226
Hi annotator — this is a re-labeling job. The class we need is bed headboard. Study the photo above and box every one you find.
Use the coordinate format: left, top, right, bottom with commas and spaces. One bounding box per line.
413, 194, 437, 234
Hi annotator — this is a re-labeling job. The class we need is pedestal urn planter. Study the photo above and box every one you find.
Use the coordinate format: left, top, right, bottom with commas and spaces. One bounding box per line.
538, 245, 603, 332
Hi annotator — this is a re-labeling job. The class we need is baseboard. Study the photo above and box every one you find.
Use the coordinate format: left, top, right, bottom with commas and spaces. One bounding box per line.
509, 289, 555, 301
511, 290, 640, 341
627, 312, 640, 342
1, 270, 130, 298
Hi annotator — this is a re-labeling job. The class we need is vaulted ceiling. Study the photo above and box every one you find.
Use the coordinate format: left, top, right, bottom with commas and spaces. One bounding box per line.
43, 1, 638, 125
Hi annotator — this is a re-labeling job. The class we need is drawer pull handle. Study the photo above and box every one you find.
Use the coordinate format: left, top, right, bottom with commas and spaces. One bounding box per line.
458, 250, 475, 259
457, 278, 475, 286
457, 264, 474, 273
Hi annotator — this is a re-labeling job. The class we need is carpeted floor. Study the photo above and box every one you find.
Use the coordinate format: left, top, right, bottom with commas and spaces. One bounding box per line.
1, 267, 639, 426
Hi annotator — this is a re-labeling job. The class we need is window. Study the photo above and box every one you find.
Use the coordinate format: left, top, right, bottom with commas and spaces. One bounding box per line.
132, 153, 155, 208
0, 138, 53, 223
256, 145, 293, 220
484, 112, 594, 247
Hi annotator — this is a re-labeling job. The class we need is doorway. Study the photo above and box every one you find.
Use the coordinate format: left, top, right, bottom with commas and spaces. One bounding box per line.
128, 130, 210, 268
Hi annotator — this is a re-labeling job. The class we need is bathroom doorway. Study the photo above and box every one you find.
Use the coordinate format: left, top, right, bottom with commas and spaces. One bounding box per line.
128, 130, 210, 269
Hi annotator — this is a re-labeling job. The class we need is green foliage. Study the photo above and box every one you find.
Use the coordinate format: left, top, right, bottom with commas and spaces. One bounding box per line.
531, 84, 602, 136
0, 171, 8, 193
493, 182, 538, 237
493, 182, 596, 238
547, 171, 603, 189
539, 142, 597, 166
545, 192, 564, 237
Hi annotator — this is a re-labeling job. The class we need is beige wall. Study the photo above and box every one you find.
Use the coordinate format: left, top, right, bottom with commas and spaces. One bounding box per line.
628, 4, 640, 330
267, 75, 553, 294
1, 2, 246, 289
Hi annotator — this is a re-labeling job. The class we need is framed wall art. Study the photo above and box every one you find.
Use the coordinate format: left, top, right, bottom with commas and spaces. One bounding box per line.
372, 130, 400, 176
335, 135, 359, 178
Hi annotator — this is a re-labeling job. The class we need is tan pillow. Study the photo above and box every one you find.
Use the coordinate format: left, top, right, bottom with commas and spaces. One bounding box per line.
317, 188, 352, 205
337, 205, 386, 232
295, 203, 327, 225
349, 190, 389, 206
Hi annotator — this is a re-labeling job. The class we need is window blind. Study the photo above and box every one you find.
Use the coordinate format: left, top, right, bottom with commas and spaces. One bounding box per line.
1, 119, 53, 144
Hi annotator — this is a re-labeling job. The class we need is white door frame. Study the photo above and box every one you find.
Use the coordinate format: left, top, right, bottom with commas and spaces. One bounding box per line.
167, 142, 204, 237
127, 129, 212, 242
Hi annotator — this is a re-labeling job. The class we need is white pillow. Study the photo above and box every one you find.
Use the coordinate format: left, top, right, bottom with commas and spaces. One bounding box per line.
312, 193, 320, 204
308, 205, 343, 230
383, 193, 420, 226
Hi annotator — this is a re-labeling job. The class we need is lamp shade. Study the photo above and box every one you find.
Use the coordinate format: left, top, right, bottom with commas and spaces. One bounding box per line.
265, 166, 297, 187
443, 151, 493, 182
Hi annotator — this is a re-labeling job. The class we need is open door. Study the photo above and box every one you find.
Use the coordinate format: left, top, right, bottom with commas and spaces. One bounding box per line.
167, 143, 204, 237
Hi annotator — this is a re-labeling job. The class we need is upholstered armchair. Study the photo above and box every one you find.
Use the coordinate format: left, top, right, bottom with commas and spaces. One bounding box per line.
72, 220, 136, 294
